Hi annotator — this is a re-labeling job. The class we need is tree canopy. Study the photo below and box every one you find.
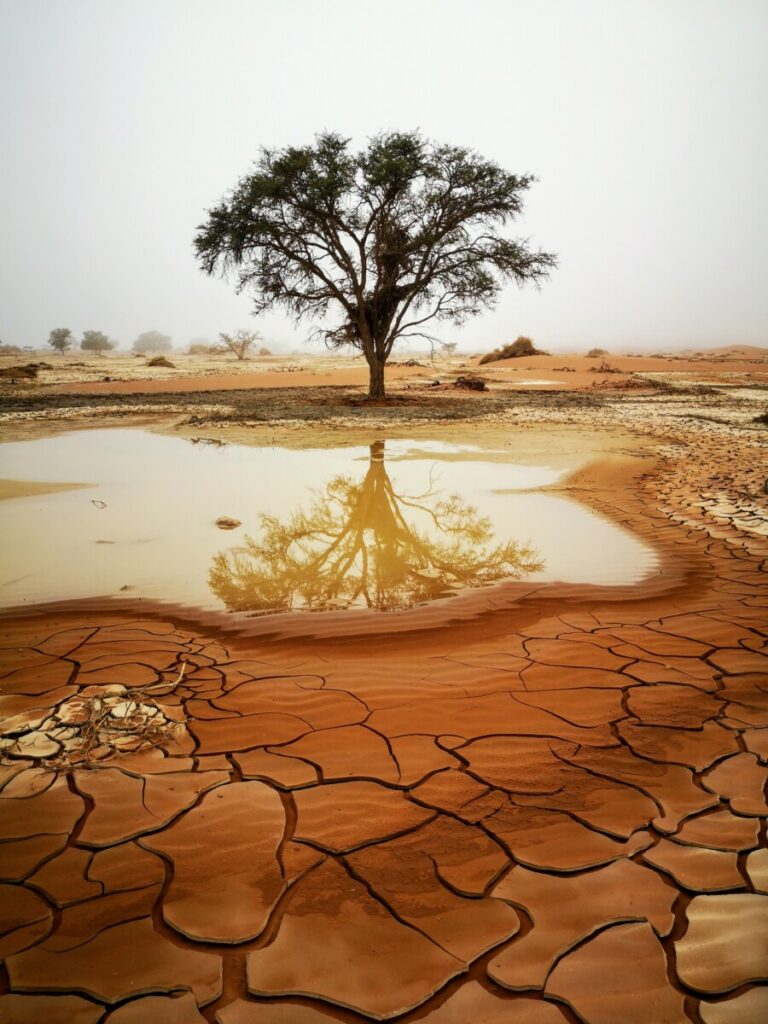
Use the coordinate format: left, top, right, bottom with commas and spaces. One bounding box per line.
195, 131, 556, 397
133, 331, 172, 353
48, 327, 73, 353
81, 331, 114, 354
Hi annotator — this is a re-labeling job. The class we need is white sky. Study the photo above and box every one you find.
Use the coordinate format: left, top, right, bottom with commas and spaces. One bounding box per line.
1, 0, 766, 353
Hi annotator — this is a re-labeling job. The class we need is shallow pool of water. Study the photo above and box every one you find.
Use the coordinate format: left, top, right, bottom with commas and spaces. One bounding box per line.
0, 429, 660, 615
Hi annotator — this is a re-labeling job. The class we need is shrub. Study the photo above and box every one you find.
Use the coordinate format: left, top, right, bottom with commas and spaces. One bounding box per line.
454, 375, 487, 391
479, 336, 546, 364
587, 347, 608, 358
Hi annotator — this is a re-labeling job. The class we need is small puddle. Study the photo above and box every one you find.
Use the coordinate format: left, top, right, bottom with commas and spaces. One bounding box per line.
0, 429, 660, 615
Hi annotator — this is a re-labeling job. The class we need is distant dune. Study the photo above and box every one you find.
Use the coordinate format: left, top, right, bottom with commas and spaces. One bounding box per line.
704, 344, 768, 357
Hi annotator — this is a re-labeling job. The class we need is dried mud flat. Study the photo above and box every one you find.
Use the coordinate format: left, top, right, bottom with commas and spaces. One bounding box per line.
1, 362, 767, 1024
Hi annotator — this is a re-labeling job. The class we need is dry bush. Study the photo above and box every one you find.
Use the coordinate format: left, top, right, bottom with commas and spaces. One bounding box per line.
0, 683, 187, 772
219, 329, 260, 360
479, 336, 546, 364
587, 347, 608, 358
591, 357, 622, 373
147, 355, 175, 368
454, 375, 487, 390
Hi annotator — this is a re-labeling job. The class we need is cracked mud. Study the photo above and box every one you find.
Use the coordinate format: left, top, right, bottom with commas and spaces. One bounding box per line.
1, 404, 767, 1024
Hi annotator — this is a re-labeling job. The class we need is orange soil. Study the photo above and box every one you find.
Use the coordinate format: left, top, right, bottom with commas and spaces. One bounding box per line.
41, 352, 768, 396
1, 422, 766, 1022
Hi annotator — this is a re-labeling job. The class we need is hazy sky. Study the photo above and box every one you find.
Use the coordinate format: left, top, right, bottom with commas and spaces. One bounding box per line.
1, 0, 766, 353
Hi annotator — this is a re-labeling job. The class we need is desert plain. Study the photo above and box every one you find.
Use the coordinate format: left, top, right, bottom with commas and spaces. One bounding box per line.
0, 344, 767, 1024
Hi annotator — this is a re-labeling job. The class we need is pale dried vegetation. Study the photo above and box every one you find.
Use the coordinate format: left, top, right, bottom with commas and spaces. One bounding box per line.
0, 673, 188, 773
478, 336, 547, 364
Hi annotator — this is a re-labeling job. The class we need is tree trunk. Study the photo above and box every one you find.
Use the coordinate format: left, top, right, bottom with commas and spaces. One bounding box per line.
367, 355, 386, 399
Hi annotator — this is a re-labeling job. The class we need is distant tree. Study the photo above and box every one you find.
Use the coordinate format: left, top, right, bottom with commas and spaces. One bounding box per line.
81, 331, 115, 355
195, 131, 556, 399
133, 331, 172, 354
441, 341, 458, 356
48, 328, 73, 353
587, 347, 608, 358
219, 329, 260, 360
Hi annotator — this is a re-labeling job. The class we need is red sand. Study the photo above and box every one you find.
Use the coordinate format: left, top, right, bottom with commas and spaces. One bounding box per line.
1, 421, 766, 1022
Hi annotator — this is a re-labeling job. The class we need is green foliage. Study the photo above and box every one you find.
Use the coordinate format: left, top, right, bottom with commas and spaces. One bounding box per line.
48, 328, 73, 353
80, 331, 115, 354
478, 336, 545, 364
195, 131, 556, 397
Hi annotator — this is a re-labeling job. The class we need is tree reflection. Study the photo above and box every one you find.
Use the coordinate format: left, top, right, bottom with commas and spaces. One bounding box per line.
209, 441, 543, 614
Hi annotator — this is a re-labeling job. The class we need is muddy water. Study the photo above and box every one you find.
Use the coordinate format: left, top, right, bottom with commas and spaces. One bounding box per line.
0, 429, 659, 614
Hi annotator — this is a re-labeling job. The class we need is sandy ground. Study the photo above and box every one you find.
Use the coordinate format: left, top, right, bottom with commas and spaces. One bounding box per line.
0, 350, 767, 1023
3, 347, 767, 399
0, 479, 88, 501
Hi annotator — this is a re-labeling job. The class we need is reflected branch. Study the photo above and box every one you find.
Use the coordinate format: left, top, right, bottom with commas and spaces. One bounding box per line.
209, 441, 543, 614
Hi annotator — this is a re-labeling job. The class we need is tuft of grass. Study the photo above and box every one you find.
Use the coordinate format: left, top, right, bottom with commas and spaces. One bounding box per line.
479, 336, 546, 364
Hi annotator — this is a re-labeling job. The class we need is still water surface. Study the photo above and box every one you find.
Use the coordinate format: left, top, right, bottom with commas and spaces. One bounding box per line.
0, 429, 659, 615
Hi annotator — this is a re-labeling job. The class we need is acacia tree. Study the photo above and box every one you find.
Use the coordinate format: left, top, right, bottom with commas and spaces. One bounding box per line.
81, 331, 115, 355
194, 131, 556, 399
48, 328, 73, 353
219, 329, 260, 360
